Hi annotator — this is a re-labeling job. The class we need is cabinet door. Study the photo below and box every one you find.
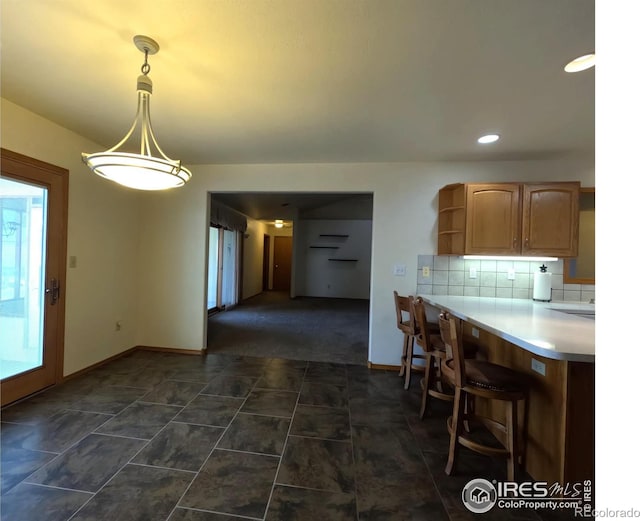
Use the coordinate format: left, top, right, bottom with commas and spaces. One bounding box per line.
522, 183, 579, 256
465, 184, 521, 254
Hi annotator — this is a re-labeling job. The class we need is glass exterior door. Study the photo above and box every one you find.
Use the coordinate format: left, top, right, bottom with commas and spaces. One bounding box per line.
0, 178, 47, 379
1, 149, 67, 406
207, 227, 219, 310
206, 227, 239, 313
220, 229, 237, 308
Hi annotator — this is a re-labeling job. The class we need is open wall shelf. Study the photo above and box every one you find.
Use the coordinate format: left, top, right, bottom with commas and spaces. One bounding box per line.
310, 233, 358, 262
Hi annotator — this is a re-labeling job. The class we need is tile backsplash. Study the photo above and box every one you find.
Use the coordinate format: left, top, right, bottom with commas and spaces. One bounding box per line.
416, 255, 595, 303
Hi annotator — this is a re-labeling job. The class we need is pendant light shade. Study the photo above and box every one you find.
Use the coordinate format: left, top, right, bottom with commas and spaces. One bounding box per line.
82, 35, 191, 191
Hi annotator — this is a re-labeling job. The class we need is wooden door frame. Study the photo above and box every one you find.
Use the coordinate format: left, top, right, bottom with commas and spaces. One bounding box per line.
1, 148, 68, 405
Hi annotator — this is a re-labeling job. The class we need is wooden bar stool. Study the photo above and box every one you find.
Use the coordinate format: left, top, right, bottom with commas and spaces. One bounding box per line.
412, 297, 477, 418
439, 311, 528, 481
393, 291, 441, 390
393, 291, 421, 390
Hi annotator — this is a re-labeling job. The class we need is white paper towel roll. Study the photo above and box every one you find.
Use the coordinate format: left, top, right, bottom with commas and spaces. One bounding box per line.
533, 272, 552, 302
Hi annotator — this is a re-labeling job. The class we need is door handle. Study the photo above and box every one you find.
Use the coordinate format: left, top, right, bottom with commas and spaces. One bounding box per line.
45, 278, 59, 305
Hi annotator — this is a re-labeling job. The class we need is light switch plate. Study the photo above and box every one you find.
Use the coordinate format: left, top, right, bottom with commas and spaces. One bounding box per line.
393, 264, 406, 276
422, 266, 430, 277
469, 267, 477, 279
531, 358, 546, 376
507, 268, 516, 280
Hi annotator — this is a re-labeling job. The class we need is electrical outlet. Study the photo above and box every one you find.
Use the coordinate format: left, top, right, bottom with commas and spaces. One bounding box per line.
471, 327, 480, 338
531, 358, 546, 376
469, 267, 477, 279
507, 268, 516, 280
422, 266, 430, 277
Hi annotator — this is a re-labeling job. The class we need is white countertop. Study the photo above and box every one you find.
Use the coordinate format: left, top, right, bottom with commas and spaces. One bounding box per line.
417, 295, 595, 363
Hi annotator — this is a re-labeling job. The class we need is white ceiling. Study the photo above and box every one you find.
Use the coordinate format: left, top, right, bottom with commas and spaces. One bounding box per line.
1, 0, 594, 166
212, 192, 372, 221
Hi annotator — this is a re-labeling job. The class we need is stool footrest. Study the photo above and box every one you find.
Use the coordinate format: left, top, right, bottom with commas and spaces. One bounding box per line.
428, 388, 454, 401
446, 415, 522, 459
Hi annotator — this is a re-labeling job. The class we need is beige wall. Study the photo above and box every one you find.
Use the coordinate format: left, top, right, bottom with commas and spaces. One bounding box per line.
2, 97, 596, 369
137, 160, 595, 365
242, 217, 268, 299
1, 99, 141, 375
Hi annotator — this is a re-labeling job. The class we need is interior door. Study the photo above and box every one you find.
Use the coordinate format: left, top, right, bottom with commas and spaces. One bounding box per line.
1, 149, 68, 406
272, 236, 292, 291
262, 234, 270, 291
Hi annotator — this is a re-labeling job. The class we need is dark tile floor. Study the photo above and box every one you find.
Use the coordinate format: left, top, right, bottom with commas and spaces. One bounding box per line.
1, 351, 578, 520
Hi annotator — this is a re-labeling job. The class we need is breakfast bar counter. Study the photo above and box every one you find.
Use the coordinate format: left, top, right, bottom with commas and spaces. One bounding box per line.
418, 295, 595, 486
418, 295, 595, 362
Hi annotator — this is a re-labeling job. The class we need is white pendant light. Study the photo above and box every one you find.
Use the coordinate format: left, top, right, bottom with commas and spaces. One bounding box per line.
82, 35, 192, 191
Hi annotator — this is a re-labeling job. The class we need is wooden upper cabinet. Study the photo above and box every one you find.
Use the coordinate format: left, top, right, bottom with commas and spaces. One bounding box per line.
465, 184, 521, 255
522, 182, 580, 257
437, 182, 580, 257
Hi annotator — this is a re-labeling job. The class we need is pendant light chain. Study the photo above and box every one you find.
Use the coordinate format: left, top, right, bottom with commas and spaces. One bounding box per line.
139, 46, 152, 156
141, 48, 151, 76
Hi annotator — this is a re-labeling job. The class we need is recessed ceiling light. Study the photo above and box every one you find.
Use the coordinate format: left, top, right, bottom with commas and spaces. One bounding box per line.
564, 54, 595, 73
477, 134, 500, 144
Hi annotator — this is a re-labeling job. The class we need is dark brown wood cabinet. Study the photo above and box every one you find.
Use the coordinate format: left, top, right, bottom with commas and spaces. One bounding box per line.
438, 182, 580, 256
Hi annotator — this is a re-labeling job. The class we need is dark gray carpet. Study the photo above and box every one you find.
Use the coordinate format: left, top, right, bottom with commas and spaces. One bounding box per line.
207, 292, 369, 365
